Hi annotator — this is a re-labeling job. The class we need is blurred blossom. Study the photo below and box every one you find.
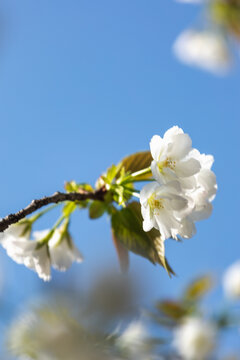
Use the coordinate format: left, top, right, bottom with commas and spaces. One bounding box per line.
173, 317, 217, 360
223, 260, 240, 300
173, 29, 231, 74
7, 304, 113, 360
117, 320, 147, 348
85, 271, 138, 329
116, 320, 154, 360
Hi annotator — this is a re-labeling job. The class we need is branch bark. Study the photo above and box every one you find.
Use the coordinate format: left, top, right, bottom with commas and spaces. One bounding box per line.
0, 188, 107, 233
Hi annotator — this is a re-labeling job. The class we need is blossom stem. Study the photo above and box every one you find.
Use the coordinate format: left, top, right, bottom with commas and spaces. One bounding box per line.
29, 204, 59, 223
121, 167, 152, 184
122, 188, 140, 199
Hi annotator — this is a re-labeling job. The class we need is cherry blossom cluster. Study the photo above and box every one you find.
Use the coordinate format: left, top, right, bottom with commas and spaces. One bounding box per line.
140, 126, 217, 241
0, 221, 82, 281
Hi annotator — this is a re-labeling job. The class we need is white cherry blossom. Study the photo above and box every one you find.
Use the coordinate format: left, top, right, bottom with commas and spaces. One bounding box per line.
173, 317, 217, 360
150, 126, 201, 188
2, 229, 51, 281
0, 222, 31, 243
48, 227, 83, 271
1, 226, 83, 281
116, 320, 153, 360
223, 260, 240, 300
178, 149, 217, 237
173, 29, 231, 74
140, 181, 189, 240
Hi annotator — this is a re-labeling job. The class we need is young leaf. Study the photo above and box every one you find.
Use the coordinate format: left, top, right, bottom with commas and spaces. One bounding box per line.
111, 201, 175, 275
106, 163, 123, 184
111, 205, 156, 263
152, 233, 175, 277
117, 151, 152, 180
127, 202, 175, 276
65, 181, 93, 193
89, 201, 106, 219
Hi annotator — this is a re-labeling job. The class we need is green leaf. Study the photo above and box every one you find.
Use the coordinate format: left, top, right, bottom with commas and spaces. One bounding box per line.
118, 151, 152, 180
106, 163, 123, 184
65, 181, 93, 193
183, 275, 213, 302
151, 230, 175, 277
111, 202, 175, 275
89, 201, 106, 219
127, 202, 174, 276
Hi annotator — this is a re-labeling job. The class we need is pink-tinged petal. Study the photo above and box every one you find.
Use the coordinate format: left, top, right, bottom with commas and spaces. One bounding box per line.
150, 135, 164, 161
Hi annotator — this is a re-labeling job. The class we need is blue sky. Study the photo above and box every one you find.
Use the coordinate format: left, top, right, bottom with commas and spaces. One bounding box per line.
0, 0, 239, 354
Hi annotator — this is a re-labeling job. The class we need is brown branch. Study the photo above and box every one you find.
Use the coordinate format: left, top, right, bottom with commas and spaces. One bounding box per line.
0, 188, 107, 233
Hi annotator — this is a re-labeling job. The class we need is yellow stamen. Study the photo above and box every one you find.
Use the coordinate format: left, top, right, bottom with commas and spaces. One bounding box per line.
148, 194, 164, 216
158, 157, 176, 174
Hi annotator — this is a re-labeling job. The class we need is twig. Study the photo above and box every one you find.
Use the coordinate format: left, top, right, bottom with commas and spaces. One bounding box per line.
0, 188, 107, 233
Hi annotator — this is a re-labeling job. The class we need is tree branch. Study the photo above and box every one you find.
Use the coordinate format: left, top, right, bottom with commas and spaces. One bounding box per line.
0, 188, 107, 233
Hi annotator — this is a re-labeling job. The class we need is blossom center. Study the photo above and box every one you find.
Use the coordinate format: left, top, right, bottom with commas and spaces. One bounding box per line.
148, 194, 164, 216
158, 157, 176, 173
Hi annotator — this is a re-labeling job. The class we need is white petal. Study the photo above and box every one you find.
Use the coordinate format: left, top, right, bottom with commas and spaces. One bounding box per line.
175, 158, 201, 177
33, 247, 51, 281
168, 133, 192, 159
191, 201, 213, 221
168, 195, 188, 211
163, 126, 184, 140
179, 218, 196, 239
140, 181, 159, 204
151, 161, 165, 184
49, 231, 83, 271
162, 180, 182, 195
150, 135, 164, 161
33, 230, 50, 241
197, 169, 217, 201
143, 218, 153, 232
180, 175, 197, 190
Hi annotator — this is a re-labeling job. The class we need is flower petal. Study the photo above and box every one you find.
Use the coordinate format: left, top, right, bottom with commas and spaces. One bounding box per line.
150, 135, 164, 161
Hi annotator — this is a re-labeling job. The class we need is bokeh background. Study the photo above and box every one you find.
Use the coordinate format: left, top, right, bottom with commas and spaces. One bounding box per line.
0, 0, 239, 357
